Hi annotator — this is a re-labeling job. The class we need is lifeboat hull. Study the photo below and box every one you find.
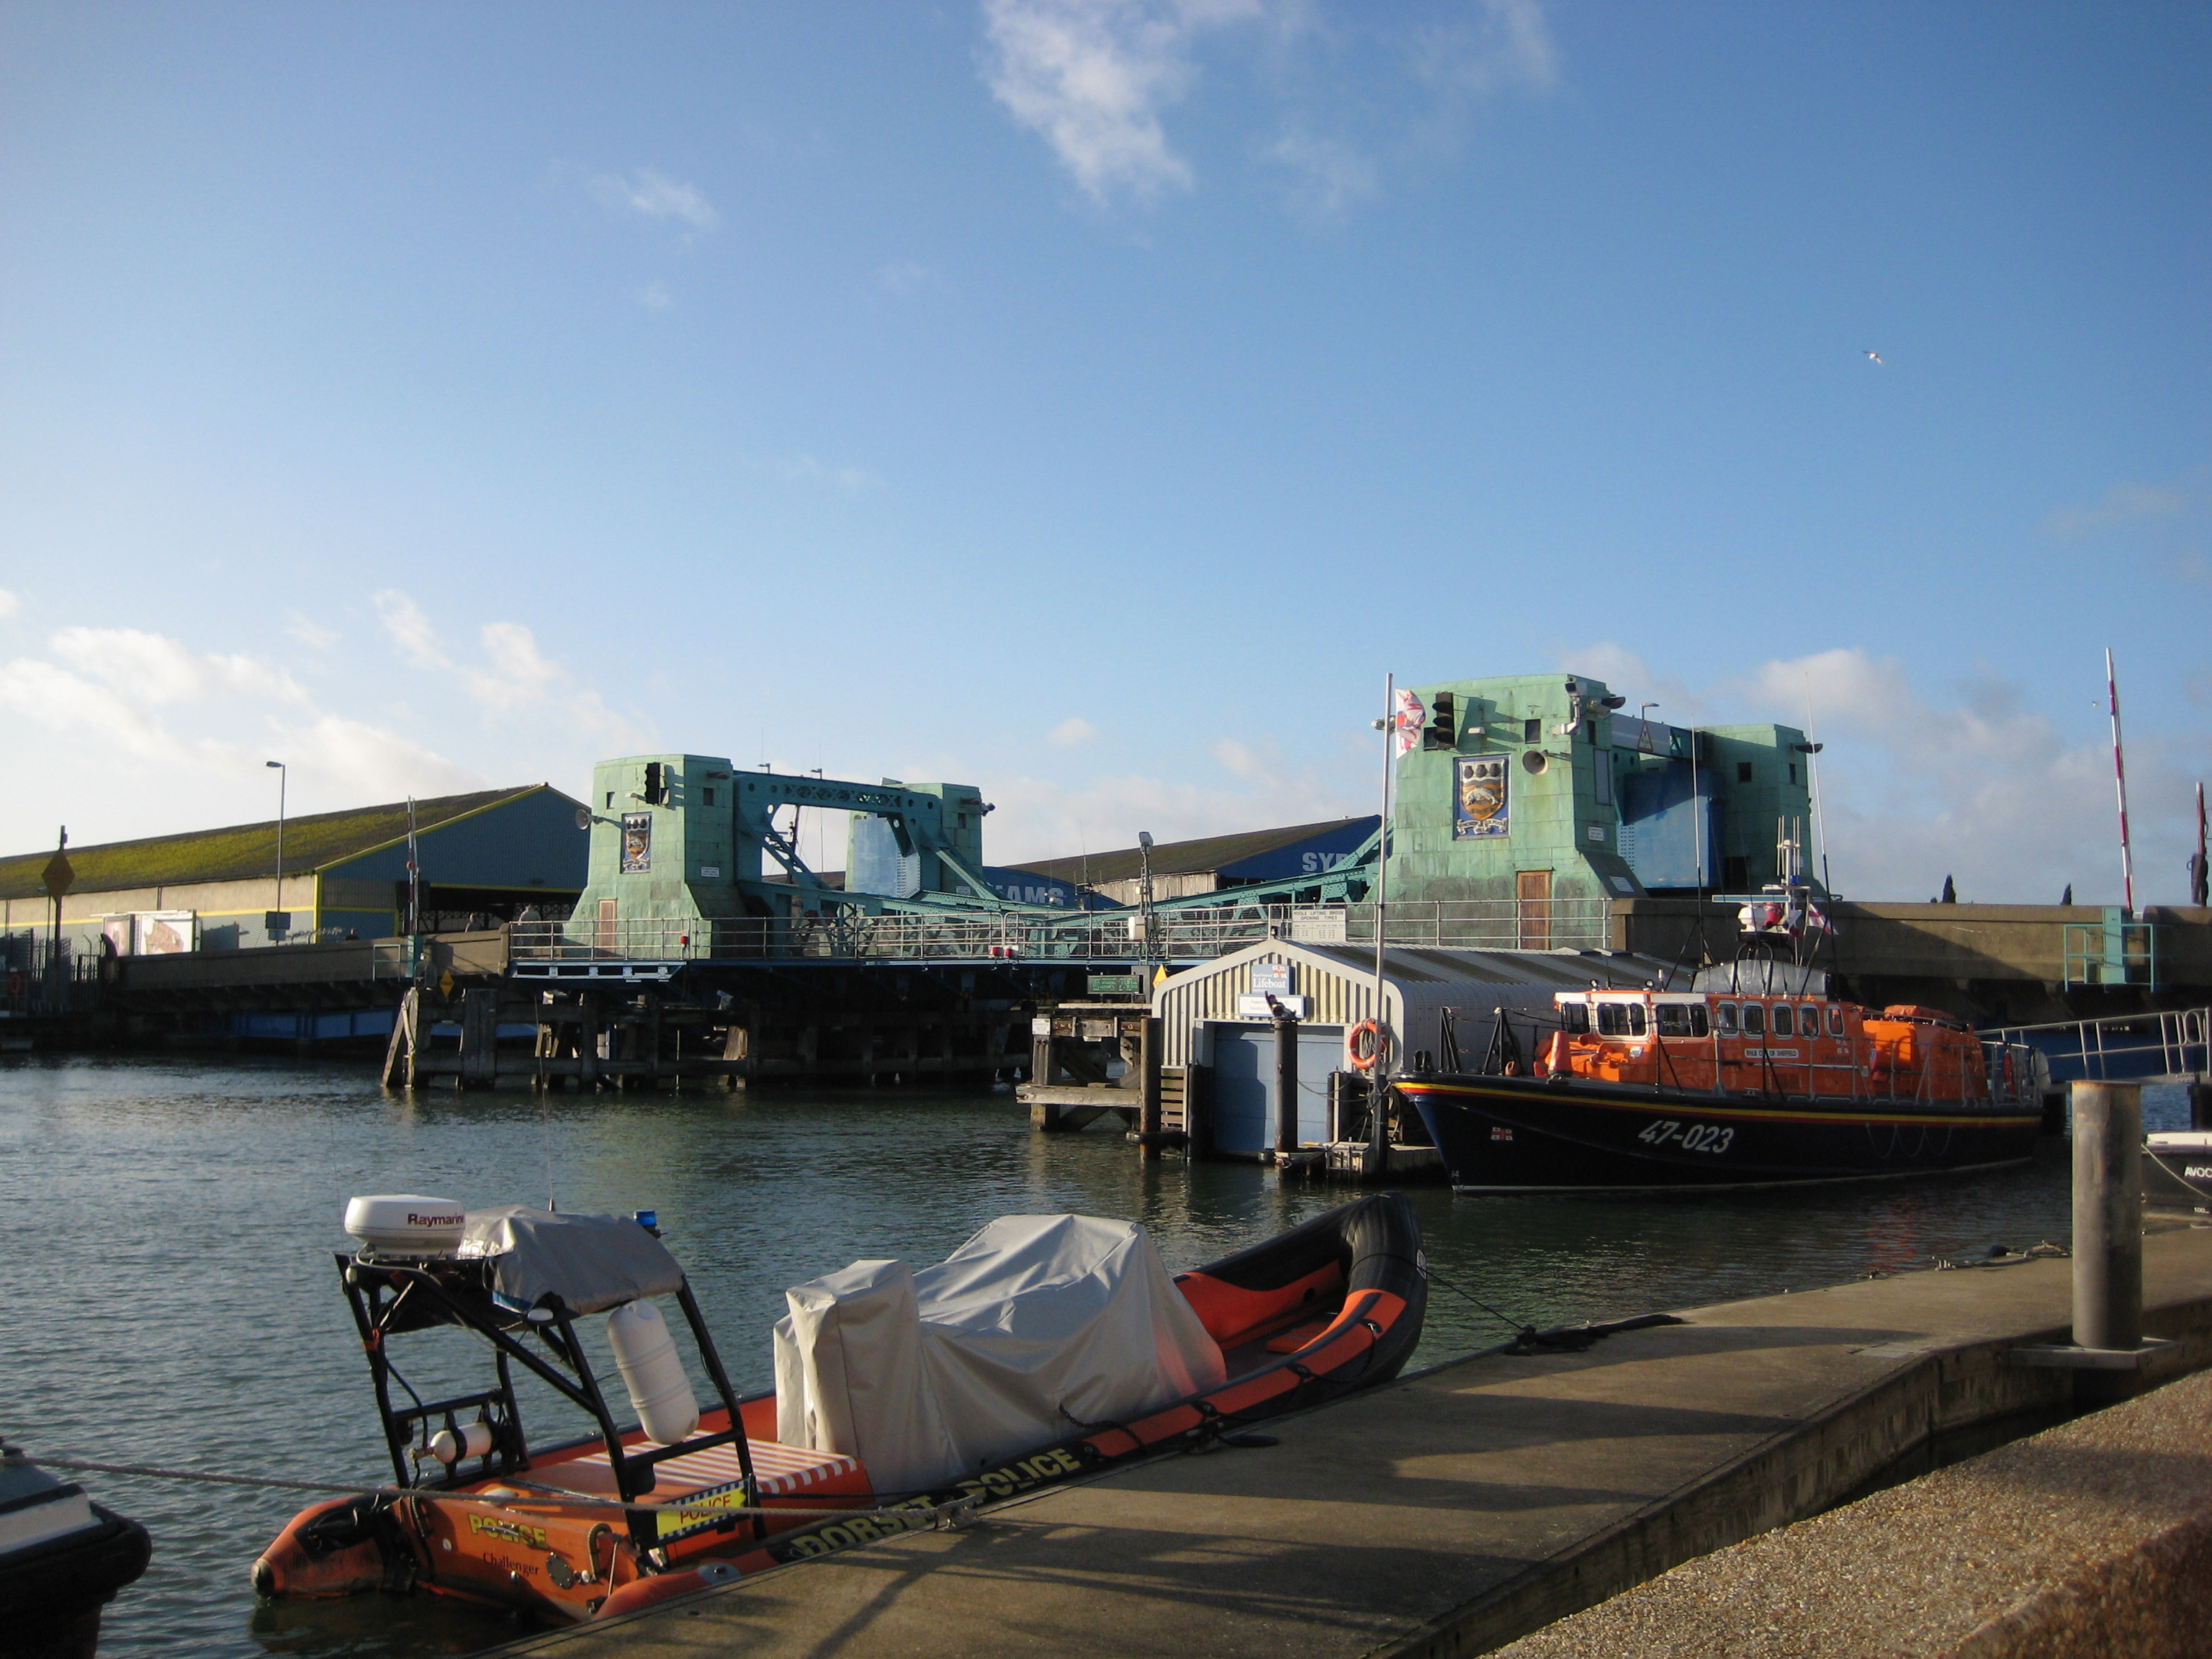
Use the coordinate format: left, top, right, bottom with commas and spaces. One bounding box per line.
1400, 1072, 2041, 1192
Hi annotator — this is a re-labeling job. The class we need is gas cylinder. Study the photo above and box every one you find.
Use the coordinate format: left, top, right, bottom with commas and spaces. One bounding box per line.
606, 1300, 699, 1444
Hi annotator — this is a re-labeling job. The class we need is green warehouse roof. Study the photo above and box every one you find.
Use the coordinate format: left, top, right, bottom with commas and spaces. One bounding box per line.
0, 786, 557, 902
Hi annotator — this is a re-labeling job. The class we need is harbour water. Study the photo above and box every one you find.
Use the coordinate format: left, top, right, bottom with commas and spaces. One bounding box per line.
1, 1057, 2182, 1658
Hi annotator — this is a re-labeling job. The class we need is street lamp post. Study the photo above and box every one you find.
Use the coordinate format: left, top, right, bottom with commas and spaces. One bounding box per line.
1136, 831, 1157, 961
265, 760, 289, 944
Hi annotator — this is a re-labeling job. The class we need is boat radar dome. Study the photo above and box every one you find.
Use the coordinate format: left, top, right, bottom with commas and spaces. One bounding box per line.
345, 1195, 468, 1256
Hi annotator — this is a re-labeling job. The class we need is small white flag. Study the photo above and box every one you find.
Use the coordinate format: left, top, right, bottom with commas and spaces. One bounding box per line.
1393, 688, 1426, 757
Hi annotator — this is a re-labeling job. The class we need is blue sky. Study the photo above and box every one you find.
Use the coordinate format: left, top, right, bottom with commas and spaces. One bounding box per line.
1, 1, 2206, 901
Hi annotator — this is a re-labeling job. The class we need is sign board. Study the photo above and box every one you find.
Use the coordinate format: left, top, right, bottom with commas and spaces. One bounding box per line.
620, 813, 652, 873
1086, 974, 1143, 997
264, 911, 292, 940
1452, 756, 1509, 840
137, 912, 194, 954
1030, 1017, 1053, 1036
41, 848, 73, 899
1236, 993, 1310, 1021
1249, 961, 1292, 996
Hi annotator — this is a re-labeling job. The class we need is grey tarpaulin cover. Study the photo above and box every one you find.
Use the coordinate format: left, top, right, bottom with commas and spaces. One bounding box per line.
773, 1215, 1226, 1498
459, 1207, 685, 1316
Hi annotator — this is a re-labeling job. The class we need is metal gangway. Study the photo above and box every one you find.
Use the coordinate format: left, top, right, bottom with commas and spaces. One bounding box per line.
1985, 1007, 2211, 1085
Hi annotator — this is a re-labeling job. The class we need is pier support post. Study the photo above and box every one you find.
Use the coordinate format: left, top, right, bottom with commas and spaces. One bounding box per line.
459, 987, 499, 1089
1273, 1015, 1298, 1159
2190, 1081, 2212, 1132
1138, 1017, 1163, 1162
2072, 1080, 2143, 1354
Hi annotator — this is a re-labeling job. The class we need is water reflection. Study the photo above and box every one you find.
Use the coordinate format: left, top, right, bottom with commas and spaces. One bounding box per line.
0, 1057, 2123, 1659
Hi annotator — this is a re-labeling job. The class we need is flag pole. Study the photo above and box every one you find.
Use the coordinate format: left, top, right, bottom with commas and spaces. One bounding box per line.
1372, 673, 1394, 1081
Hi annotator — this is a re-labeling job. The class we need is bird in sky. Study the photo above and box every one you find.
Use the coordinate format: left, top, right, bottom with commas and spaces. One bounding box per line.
1863, 349, 1884, 365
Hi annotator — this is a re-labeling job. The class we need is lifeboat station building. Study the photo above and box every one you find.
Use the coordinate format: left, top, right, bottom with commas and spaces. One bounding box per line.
1148, 940, 1669, 1159
0, 784, 588, 961
1385, 671, 1816, 914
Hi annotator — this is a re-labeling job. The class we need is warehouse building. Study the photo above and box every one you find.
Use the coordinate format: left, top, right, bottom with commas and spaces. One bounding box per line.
0, 784, 587, 958
1007, 818, 1379, 908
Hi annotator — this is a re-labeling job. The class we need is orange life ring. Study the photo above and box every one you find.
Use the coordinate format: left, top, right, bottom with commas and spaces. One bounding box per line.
1346, 1020, 1385, 1071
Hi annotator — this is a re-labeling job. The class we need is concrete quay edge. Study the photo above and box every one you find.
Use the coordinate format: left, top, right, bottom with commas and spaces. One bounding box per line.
1494, 1362, 2212, 1658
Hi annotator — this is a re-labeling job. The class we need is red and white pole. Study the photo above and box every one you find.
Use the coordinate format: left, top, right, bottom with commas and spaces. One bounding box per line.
2107, 648, 2136, 917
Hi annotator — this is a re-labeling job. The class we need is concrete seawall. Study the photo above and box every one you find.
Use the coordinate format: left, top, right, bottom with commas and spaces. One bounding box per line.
491, 1220, 2212, 1659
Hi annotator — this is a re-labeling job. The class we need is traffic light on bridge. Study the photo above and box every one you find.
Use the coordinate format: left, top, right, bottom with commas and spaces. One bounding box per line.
1423, 691, 1457, 751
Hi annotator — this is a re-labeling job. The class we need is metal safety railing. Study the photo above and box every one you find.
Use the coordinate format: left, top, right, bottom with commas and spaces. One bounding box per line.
0, 937, 104, 1016
503, 896, 1615, 967
1987, 1007, 2210, 1084
2062, 916, 2160, 988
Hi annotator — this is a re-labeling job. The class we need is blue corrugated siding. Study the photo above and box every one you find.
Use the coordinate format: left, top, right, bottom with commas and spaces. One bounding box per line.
327, 788, 587, 891
1215, 819, 1378, 884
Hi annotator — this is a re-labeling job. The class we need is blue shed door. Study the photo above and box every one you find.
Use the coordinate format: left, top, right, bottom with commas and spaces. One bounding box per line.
1210, 1025, 1344, 1156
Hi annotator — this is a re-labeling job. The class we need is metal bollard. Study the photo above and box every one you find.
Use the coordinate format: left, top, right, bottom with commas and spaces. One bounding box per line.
2072, 1080, 2143, 1353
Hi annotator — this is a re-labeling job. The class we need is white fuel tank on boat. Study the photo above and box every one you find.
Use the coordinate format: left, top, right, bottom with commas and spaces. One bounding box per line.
343, 1195, 467, 1256
607, 1299, 699, 1444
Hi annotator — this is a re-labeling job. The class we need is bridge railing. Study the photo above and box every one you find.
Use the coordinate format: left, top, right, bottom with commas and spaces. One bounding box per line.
505, 896, 1613, 966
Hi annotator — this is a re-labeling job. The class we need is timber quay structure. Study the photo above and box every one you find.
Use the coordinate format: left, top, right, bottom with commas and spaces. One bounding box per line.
17, 896, 2212, 1098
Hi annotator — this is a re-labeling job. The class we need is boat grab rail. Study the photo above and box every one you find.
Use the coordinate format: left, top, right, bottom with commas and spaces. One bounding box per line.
0, 1450, 984, 1524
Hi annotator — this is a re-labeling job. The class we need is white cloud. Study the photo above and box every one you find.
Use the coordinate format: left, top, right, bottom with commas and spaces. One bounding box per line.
1414, 0, 1560, 97
982, 737, 1367, 865
776, 454, 884, 493
369, 590, 655, 750
374, 589, 448, 669
284, 612, 339, 651
48, 626, 309, 708
1557, 640, 2206, 907
2043, 477, 2192, 539
0, 588, 19, 620
1049, 716, 1100, 747
981, 0, 1269, 202
0, 598, 660, 852
639, 282, 673, 310
876, 260, 943, 297
467, 621, 566, 712
1262, 129, 1377, 220
0, 626, 480, 850
589, 168, 719, 230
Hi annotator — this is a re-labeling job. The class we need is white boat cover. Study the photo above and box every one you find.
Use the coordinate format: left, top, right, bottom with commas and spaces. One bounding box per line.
773, 1215, 1227, 1498
459, 1207, 686, 1316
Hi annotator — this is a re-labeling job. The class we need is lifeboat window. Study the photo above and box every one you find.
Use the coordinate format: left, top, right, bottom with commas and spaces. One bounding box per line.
1802, 1004, 1822, 1035
1688, 1004, 1709, 1037
1561, 1003, 1589, 1034
1827, 1007, 1845, 1037
1715, 1002, 1737, 1035
1658, 1004, 1690, 1037
1771, 1004, 1794, 1037
1741, 1003, 1766, 1036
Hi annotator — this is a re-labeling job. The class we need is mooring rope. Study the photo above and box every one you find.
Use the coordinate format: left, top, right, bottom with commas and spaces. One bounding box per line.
0, 1453, 976, 1522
